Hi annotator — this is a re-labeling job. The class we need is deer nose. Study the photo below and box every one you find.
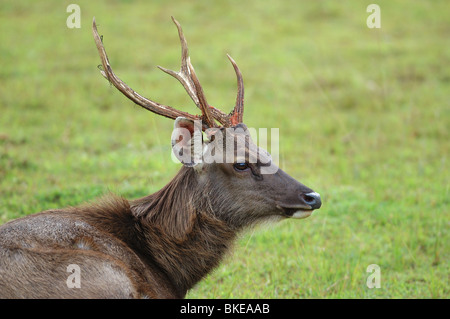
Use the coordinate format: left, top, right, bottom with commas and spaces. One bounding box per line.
301, 192, 322, 209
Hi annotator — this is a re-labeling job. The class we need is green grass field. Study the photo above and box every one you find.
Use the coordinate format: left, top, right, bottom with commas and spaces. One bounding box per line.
0, 1, 448, 298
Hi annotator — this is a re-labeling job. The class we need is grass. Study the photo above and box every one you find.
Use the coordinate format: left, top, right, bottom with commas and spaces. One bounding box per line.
0, 0, 448, 298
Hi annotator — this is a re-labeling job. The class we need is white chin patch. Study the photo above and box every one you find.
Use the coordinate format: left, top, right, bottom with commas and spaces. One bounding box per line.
291, 210, 313, 219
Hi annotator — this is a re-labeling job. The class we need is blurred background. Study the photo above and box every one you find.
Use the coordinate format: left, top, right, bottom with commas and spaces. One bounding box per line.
0, 0, 448, 298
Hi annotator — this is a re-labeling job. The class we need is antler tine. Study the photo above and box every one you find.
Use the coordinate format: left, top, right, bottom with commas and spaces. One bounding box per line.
158, 17, 231, 127
227, 54, 245, 125
186, 61, 217, 128
92, 18, 198, 122
157, 17, 199, 107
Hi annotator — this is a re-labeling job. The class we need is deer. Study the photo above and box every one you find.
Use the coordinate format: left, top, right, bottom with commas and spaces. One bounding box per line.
0, 17, 321, 299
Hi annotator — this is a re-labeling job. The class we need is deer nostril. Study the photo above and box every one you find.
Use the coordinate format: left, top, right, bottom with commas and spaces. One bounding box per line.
301, 192, 322, 209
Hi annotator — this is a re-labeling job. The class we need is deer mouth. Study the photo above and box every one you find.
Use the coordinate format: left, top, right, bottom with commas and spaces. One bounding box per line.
276, 205, 315, 219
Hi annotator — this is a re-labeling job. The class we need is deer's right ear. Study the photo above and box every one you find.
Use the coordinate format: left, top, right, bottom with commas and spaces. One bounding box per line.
171, 117, 203, 167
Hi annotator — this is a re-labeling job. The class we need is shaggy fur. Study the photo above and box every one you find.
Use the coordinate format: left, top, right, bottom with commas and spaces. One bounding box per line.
0, 167, 238, 298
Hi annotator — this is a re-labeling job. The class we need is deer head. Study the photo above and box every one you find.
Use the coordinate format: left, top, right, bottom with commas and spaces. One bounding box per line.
92, 17, 321, 229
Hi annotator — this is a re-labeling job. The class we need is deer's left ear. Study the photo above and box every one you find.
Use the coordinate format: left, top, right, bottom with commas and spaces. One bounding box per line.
171, 117, 203, 166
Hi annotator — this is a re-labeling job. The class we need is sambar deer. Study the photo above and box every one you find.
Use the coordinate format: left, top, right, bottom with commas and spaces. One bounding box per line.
0, 17, 321, 298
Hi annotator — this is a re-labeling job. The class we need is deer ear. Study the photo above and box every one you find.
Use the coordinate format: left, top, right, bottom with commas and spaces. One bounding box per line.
171, 117, 203, 166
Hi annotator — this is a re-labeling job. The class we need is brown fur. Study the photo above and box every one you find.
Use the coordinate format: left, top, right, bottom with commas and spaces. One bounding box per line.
0, 167, 237, 298
0, 128, 319, 298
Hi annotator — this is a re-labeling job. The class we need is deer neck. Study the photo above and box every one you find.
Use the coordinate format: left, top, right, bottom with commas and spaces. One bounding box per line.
130, 166, 237, 295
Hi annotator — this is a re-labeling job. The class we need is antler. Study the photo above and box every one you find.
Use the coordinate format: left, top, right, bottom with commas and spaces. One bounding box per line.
227, 54, 244, 125
92, 17, 245, 130
92, 17, 199, 123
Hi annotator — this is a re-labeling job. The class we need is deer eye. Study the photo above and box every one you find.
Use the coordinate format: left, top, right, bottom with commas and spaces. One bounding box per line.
233, 162, 249, 171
